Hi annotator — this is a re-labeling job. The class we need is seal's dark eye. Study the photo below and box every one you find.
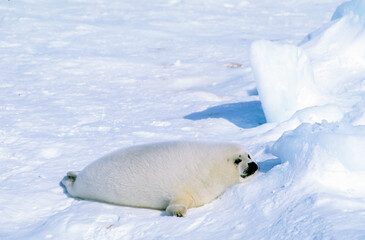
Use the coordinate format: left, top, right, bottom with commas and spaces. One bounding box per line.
248, 154, 251, 160
234, 159, 242, 165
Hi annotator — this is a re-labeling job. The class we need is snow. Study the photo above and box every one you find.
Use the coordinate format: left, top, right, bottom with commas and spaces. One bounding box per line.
272, 121, 365, 184
332, 0, 365, 20
251, 0, 365, 124
250, 40, 322, 123
1, 0, 365, 239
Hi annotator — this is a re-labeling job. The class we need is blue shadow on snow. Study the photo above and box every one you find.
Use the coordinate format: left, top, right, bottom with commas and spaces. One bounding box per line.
257, 158, 282, 173
184, 101, 266, 129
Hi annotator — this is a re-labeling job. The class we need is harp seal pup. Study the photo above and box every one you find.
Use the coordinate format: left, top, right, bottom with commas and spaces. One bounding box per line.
62, 141, 258, 217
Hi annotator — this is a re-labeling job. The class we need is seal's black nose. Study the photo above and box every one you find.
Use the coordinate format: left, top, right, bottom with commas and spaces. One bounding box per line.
246, 162, 258, 176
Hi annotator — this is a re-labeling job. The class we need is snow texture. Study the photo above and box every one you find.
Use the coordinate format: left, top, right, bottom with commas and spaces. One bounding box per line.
1, 0, 365, 239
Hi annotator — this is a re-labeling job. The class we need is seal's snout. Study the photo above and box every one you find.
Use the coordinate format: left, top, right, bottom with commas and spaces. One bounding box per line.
241, 162, 258, 178
247, 162, 258, 175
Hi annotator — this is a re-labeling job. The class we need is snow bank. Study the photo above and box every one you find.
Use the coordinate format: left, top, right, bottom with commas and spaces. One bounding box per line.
271, 121, 365, 195
263, 121, 365, 238
303, 11, 365, 94
251, 3, 365, 235
332, 0, 365, 20
251, 0, 365, 123
250, 41, 322, 123
271, 121, 365, 175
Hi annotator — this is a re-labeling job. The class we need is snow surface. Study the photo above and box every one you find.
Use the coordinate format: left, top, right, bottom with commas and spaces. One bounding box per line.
1, 0, 365, 239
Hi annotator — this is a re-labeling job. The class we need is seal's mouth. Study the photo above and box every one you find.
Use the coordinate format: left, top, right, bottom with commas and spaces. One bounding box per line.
241, 162, 258, 178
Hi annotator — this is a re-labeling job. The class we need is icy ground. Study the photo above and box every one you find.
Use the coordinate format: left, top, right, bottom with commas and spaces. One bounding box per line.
1, 0, 365, 239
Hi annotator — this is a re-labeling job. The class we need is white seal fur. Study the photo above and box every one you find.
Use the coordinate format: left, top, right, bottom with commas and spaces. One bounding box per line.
62, 141, 258, 217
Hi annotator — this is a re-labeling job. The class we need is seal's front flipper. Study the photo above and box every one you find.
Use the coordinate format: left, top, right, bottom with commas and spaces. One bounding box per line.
166, 196, 193, 217
166, 204, 187, 217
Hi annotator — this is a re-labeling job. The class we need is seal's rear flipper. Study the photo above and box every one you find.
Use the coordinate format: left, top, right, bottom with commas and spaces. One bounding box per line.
61, 171, 80, 191
67, 171, 80, 180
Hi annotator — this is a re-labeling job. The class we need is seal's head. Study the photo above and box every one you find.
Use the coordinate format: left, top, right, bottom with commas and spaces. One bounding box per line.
233, 152, 258, 180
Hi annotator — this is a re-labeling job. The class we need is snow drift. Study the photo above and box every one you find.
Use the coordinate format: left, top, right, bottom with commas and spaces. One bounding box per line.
332, 0, 365, 20
250, 41, 322, 123
251, 0, 365, 123
272, 121, 365, 190
251, 1, 365, 237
